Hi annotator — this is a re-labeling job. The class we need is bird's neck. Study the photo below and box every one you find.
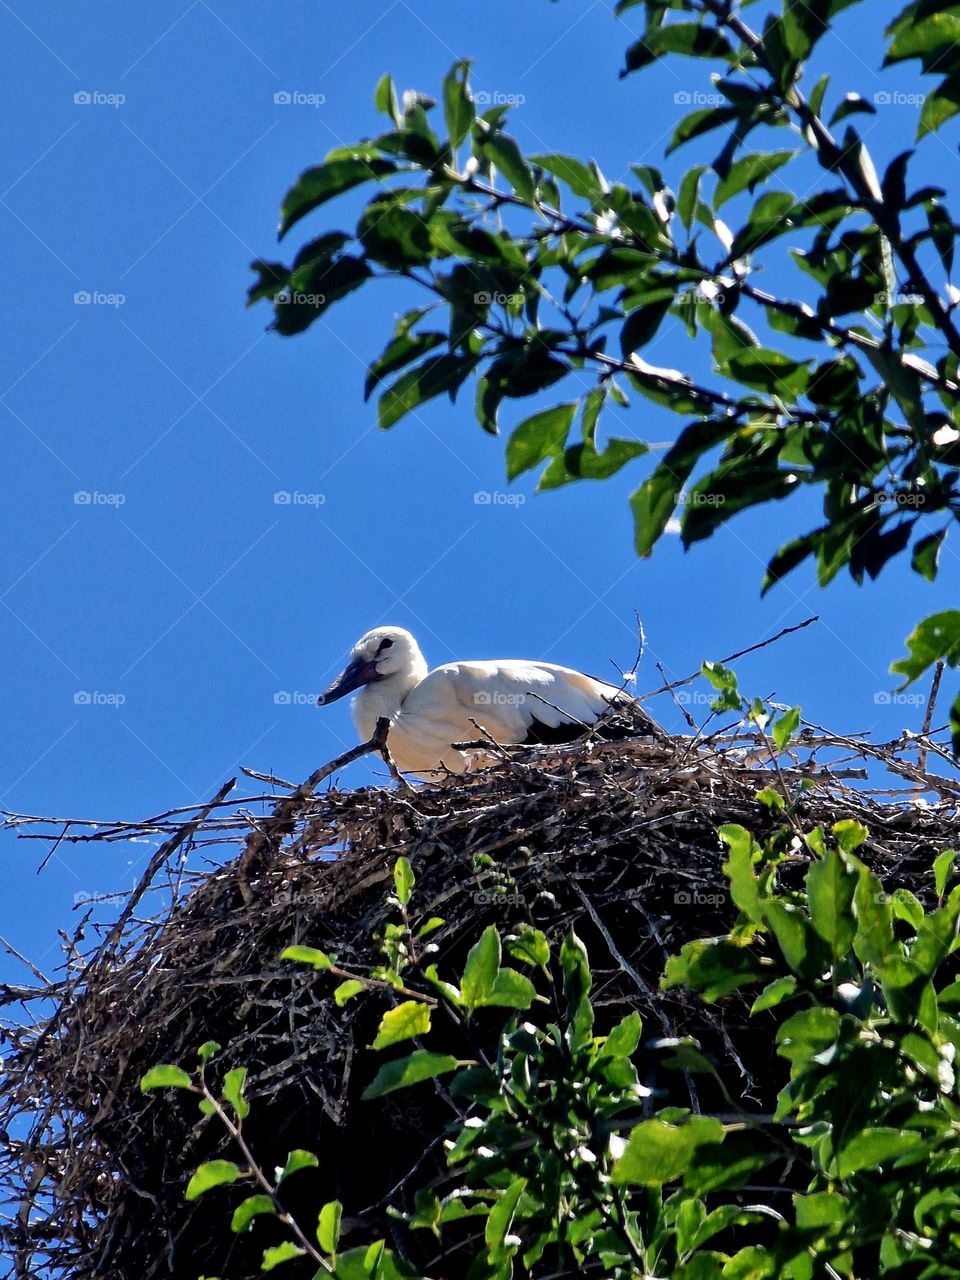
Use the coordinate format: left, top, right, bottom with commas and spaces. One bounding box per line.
353, 662, 426, 736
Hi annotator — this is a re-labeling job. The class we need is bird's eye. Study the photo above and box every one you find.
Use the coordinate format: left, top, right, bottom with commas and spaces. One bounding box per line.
378, 638, 394, 653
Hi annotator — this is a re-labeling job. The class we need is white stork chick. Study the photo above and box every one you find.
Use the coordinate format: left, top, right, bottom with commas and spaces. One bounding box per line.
317, 626, 656, 779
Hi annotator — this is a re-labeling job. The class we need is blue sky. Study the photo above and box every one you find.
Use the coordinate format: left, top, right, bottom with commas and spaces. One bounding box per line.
1, 0, 951, 984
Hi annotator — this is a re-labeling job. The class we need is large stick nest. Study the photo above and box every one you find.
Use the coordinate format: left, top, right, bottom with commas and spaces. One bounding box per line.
2, 721, 959, 1280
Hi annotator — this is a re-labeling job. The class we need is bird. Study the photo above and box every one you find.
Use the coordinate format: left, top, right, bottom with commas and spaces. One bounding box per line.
316, 625, 658, 779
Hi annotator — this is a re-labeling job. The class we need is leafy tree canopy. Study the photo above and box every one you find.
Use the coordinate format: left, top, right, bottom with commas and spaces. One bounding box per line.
249, 0, 960, 742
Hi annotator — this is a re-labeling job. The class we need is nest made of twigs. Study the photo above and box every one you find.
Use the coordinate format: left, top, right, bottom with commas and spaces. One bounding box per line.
2, 723, 959, 1280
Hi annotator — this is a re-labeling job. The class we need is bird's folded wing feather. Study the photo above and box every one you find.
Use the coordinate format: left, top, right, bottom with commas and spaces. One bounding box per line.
398, 660, 630, 745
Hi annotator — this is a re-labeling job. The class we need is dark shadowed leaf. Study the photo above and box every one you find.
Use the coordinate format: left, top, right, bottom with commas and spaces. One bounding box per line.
443, 60, 474, 148
280, 158, 397, 238
379, 353, 477, 428
362, 1050, 460, 1099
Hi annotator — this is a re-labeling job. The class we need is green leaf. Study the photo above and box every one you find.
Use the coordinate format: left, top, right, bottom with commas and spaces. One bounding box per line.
334, 979, 366, 1007
772, 706, 801, 751
715, 151, 798, 209
620, 296, 675, 354
663, 938, 767, 1000
861, 345, 927, 435
668, 105, 739, 155
834, 1128, 924, 1177
485, 968, 537, 1010
222, 1067, 250, 1121
231, 1194, 276, 1234
530, 153, 601, 200
721, 824, 762, 924
776, 1006, 839, 1065
830, 92, 876, 126
599, 1010, 643, 1059
443, 60, 474, 149
723, 348, 809, 397
365, 329, 445, 401
806, 848, 858, 960
561, 930, 594, 1050
247, 259, 290, 307
197, 1040, 221, 1063
461, 925, 501, 1009
701, 660, 740, 714
506, 926, 550, 968
279, 157, 396, 238
678, 165, 707, 230
272, 256, 372, 336
892, 610, 960, 683
185, 1160, 242, 1201
393, 855, 415, 906
762, 900, 826, 980
751, 975, 798, 1014
262, 1241, 306, 1271
506, 403, 576, 481
728, 190, 796, 257
372, 1000, 431, 1049
140, 1064, 192, 1091
379, 353, 476, 429
630, 418, 731, 556
623, 24, 734, 76
912, 529, 947, 582
358, 199, 432, 268
612, 1115, 725, 1185
920, 76, 960, 137
317, 1199, 343, 1254
934, 849, 957, 898
833, 818, 868, 853
277, 1149, 319, 1183
482, 133, 535, 202
374, 73, 400, 125
485, 1177, 526, 1267
362, 1049, 460, 1099
853, 867, 897, 967
885, 13, 960, 69
280, 945, 333, 971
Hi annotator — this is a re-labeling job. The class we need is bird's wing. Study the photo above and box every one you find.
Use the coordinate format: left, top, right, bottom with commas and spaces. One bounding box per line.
399, 660, 632, 747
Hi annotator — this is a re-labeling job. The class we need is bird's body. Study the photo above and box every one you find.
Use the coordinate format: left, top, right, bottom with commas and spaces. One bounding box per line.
317, 627, 656, 778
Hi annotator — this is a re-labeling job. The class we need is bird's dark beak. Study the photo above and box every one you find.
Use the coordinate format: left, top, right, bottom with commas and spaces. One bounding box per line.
316, 657, 380, 706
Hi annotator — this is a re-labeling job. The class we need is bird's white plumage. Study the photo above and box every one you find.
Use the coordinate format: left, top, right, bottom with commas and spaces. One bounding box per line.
318, 626, 650, 779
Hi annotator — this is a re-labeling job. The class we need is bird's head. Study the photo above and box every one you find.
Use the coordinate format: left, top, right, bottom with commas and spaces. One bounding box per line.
317, 626, 424, 706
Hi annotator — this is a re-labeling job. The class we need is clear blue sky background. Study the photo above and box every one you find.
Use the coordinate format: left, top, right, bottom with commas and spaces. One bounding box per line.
2, 0, 951, 985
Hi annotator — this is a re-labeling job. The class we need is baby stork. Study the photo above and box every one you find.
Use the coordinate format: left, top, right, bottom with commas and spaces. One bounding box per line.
317, 626, 657, 778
